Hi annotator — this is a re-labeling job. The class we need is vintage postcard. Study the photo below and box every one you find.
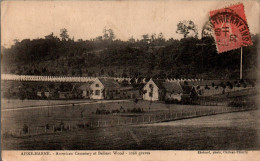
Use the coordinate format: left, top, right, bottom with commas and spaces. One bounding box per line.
1, 0, 260, 161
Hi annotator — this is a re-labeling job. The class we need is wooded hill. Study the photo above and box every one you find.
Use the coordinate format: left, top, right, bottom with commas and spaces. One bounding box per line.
1, 31, 258, 80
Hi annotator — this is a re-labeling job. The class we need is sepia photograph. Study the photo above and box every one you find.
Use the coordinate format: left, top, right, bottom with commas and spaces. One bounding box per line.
1, 0, 260, 155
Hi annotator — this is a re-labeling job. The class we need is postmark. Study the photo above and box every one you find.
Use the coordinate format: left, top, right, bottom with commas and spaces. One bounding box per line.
209, 3, 253, 53
201, 18, 214, 38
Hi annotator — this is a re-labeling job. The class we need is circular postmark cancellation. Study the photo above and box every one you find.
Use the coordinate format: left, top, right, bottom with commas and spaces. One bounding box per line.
201, 19, 214, 38
209, 3, 253, 53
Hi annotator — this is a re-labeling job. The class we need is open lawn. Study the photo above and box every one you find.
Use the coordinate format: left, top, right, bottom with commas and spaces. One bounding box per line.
1, 98, 97, 109
1, 99, 232, 135
2, 110, 259, 150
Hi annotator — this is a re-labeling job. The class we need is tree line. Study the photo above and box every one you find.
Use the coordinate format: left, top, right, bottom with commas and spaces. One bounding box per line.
1, 23, 258, 80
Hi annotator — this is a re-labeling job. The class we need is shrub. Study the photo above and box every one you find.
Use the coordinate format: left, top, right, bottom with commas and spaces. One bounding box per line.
165, 98, 181, 104
112, 109, 120, 113
130, 107, 143, 113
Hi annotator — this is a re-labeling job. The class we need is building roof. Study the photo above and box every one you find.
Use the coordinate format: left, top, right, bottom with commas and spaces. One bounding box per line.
78, 82, 93, 90
99, 78, 121, 89
151, 79, 183, 93
162, 82, 183, 93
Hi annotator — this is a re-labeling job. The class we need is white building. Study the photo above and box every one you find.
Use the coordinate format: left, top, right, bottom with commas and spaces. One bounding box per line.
79, 78, 121, 100
143, 79, 183, 101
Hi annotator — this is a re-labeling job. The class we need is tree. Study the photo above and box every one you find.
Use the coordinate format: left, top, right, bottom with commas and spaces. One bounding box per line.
13, 39, 19, 45
130, 77, 136, 85
45, 32, 56, 40
60, 28, 69, 41
103, 28, 109, 40
103, 27, 115, 40
176, 20, 198, 38
157, 32, 165, 45
108, 29, 115, 40
128, 36, 135, 43
158, 32, 165, 40
151, 34, 156, 42
142, 34, 150, 43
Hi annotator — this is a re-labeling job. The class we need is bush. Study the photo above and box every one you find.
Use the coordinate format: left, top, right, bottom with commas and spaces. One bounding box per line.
165, 98, 181, 104
130, 107, 143, 113
112, 109, 120, 113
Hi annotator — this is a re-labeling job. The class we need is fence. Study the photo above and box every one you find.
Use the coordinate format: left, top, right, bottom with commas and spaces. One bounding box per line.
3, 105, 256, 138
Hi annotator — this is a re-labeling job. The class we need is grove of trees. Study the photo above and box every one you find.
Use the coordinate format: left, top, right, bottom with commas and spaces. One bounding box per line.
1, 26, 258, 80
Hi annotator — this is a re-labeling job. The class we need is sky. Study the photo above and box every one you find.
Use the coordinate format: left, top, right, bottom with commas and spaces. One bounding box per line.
1, 0, 259, 47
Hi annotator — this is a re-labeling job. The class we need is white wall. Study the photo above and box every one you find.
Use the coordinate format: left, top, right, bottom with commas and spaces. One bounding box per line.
143, 80, 159, 101
89, 79, 104, 99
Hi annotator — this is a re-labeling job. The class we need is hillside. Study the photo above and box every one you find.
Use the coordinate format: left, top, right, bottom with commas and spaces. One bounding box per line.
1, 33, 258, 80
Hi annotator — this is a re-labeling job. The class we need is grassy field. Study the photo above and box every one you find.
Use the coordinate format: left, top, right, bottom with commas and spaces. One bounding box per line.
1, 99, 232, 134
2, 95, 258, 150
1, 98, 97, 109
2, 110, 259, 150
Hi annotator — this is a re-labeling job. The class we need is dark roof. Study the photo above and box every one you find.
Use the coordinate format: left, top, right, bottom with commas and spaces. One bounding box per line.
99, 78, 121, 89
78, 82, 92, 90
152, 79, 183, 93
162, 82, 183, 93
120, 86, 134, 91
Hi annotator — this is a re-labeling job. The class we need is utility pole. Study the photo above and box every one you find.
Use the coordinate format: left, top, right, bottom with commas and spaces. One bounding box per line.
240, 47, 243, 80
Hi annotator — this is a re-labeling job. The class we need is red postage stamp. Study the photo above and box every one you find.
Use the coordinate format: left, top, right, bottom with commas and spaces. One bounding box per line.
210, 3, 253, 53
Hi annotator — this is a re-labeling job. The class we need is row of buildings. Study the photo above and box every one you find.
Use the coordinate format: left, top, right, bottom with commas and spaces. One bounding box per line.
75, 78, 198, 102
28, 77, 251, 101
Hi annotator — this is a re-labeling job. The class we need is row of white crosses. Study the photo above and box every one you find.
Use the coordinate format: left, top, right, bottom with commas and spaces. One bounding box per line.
1, 74, 132, 83
166, 78, 201, 82
1, 74, 201, 83
1, 74, 96, 82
